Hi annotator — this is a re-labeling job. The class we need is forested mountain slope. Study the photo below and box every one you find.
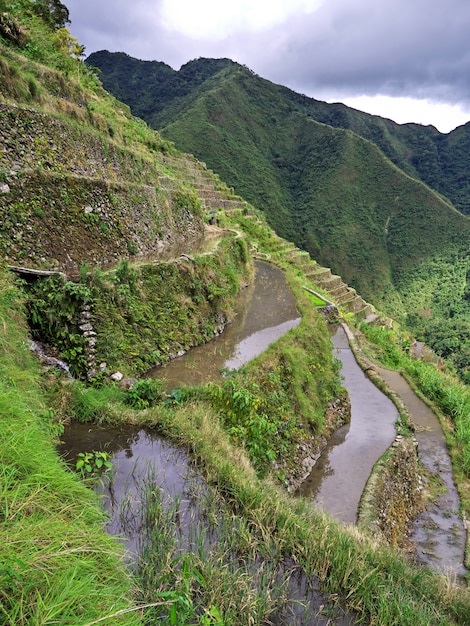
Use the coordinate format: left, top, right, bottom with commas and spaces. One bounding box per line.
1, 5, 470, 625
89, 51, 470, 217
89, 52, 470, 382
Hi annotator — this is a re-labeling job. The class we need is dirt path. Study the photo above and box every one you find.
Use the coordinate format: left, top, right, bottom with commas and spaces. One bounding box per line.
377, 366, 468, 578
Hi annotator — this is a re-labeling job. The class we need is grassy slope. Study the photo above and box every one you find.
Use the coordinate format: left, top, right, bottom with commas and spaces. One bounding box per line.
90, 51, 470, 218
1, 4, 470, 624
0, 268, 141, 625
91, 56, 470, 380
161, 69, 470, 307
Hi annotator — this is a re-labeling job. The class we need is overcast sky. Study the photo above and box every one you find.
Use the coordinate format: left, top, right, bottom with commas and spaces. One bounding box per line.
65, 0, 470, 133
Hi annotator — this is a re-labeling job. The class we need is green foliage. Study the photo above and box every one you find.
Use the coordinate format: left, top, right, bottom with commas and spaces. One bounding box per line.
24, 276, 90, 377
125, 378, 165, 409
89, 237, 249, 376
0, 269, 140, 625
31, 0, 70, 30
75, 450, 112, 477
173, 189, 203, 217
208, 376, 279, 474
67, 381, 127, 423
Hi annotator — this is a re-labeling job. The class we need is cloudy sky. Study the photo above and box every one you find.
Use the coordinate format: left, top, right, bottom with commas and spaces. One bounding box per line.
65, 0, 470, 133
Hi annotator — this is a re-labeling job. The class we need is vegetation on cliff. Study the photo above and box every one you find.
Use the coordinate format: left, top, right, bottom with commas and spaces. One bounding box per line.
1, 2, 470, 624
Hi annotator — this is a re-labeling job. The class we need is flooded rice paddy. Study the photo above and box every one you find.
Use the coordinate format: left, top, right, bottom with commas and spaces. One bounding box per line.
59, 260, 467, 609
147, 260, 300, 388
298, 326, 398, 524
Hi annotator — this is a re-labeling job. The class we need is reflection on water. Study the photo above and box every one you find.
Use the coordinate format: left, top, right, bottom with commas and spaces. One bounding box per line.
148, 261, 300, 389
59, 425, 196, 556
299, 326, 397, 524
58, 423, 358, 625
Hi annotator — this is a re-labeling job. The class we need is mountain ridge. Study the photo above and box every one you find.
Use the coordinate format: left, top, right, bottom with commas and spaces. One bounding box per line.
87, 50, 470, 383
88, 51, 470, 216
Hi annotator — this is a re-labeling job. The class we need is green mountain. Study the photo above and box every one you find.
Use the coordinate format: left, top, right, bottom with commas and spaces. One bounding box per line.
88, 51, 470, 382
88, 51, 470, 218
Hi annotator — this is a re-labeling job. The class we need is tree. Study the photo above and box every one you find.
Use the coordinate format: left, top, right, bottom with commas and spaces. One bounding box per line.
32, 0, 70, 30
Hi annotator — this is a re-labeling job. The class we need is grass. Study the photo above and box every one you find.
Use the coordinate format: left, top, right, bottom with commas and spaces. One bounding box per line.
1, 5, 469, 622
130, 399, 470, 625
128, 466, 350, 625
0, 268, 141, 625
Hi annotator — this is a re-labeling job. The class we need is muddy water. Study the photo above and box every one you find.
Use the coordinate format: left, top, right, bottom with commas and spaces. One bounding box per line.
299, 326, 398, 524
148, 260, 300, 388
58, 261, 359, 624
59, 424, 195, 556
60, 260, 302, 553
377, 367, 468, 579
59, 424, 358, 625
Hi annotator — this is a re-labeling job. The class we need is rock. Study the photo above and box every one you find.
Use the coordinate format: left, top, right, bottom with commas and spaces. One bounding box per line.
120, 377, 138, 390
110, 371, 123, 382
0, 183, 10, 193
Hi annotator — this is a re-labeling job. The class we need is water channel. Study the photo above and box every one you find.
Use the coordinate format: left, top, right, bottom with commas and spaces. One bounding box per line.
298, 326, 398, 524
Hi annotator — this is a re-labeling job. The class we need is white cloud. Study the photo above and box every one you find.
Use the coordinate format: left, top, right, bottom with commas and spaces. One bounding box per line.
336, 95, 470, 133
66, 0, 470, 132
160, 0, 322, 40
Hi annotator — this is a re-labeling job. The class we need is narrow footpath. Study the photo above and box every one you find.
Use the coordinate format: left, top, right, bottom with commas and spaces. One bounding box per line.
376, 366, 468, 579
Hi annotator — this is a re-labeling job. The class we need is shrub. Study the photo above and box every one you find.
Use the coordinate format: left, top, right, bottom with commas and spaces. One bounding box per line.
126, 378, 165, 409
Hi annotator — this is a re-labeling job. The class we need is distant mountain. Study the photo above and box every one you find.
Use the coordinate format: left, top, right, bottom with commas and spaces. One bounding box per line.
88, 51, 470, 218
88, 52, 470, 382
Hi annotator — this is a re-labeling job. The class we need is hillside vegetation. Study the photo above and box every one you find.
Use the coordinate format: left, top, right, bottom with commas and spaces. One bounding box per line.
88, 52, 470, 384
89, 51, 470, 217
1, 3, 470, 625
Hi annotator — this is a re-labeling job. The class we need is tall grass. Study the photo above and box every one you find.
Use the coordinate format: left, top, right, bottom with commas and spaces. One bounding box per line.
0, 269, 141, 625
124, 466, 354, 625
145, 400, 470, 625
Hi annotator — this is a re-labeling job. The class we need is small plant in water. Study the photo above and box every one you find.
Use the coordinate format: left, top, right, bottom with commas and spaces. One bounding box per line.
75, 450, 113, 477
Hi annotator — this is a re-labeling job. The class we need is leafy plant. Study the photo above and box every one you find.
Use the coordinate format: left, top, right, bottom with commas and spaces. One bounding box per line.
126, 378, 165, 409
208, 375, 291, 476
75, 450, 112, 477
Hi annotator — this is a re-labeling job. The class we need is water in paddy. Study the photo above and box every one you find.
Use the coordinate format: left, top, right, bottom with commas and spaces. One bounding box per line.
59, 424, 358, 625
58, 255, 467, 601
58, 262, 359, 624
299, 326, 398, 524
147, 260, 300, 388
